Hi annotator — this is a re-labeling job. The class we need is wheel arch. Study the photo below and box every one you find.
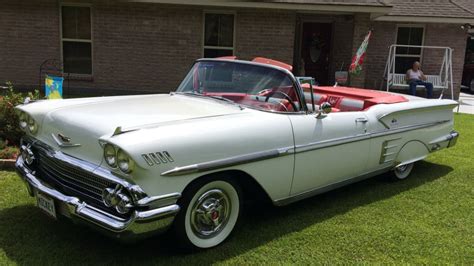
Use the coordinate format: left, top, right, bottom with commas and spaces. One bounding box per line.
181, 169, 273, 205
395, 140, 429, 167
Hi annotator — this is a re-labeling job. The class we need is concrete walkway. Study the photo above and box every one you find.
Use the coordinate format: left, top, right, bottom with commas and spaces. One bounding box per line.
456, 92, 474, 115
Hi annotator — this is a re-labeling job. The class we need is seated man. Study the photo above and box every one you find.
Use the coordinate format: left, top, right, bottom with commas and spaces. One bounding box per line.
406, 61, 433, 98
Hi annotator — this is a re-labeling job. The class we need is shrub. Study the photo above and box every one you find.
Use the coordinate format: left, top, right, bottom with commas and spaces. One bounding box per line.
0, 82, 40, 146
0, 146, 19, 160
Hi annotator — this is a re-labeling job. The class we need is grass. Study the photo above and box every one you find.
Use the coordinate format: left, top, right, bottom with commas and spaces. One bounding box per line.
0, 113, 473, 265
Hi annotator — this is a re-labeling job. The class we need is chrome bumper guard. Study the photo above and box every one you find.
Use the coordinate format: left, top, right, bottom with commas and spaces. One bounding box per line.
16, 156, 180, 240
447, 130, 459, 148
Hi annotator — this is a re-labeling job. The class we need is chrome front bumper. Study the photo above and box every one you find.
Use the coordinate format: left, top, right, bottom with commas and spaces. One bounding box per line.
16, 155, 180, 241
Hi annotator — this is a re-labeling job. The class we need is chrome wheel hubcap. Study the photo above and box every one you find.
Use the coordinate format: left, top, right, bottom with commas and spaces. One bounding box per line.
396, 164, 408, 173
191, 189, 231, 239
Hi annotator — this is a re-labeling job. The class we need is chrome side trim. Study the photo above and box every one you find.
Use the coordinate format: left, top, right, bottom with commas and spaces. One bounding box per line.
161, 120, 450, 177
295, 120, 450, 154
136, 192, 182, 207
161, 147, 293, 176
274, 166, 393, 206
295, 133, 372, 153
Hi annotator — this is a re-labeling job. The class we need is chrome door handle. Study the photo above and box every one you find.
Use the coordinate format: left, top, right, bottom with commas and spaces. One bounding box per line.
355, 117, 368, 123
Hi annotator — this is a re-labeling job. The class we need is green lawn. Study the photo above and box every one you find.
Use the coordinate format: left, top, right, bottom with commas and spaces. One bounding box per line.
0, 114, 473, 265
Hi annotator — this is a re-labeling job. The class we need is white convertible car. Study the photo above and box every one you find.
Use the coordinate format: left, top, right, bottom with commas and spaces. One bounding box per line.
16, 57, 458, 249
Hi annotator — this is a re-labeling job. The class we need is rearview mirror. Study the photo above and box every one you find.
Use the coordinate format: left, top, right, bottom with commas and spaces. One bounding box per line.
316, 102, 332, 118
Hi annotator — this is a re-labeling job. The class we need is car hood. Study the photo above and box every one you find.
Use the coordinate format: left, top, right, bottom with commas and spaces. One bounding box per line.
20, 94, 245, 165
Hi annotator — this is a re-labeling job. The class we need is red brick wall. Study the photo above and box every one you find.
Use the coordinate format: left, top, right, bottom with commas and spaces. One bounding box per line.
235, 10, 296, 64
0, 0, 60, 89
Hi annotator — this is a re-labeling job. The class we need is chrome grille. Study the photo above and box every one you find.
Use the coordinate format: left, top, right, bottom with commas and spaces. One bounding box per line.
35, 148, 114, 208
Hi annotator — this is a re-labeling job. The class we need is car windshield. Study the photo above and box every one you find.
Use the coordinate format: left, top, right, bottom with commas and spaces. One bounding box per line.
176, 60, 302, 112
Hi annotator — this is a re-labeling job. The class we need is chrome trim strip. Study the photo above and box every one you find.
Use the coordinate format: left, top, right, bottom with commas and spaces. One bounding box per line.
136, 192, 182, 207
161, 147, 293, 176
295, 120, 450, 153
274, 166, 393, 206
161, 120, 450, 177
51, 133, 81, 147
295, 133, 372, 153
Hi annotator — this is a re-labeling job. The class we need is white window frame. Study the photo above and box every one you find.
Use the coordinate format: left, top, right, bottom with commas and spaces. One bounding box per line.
394, 24, 425, 59
202, 10, 236, 57
59, 3, 93, 76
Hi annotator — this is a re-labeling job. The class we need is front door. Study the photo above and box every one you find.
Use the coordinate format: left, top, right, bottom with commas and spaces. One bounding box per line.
289, 112, 371, 195
298, 23, 332, 85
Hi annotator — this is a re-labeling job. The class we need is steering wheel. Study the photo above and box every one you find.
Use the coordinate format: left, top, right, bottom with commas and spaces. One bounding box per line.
264, 90, 298, 111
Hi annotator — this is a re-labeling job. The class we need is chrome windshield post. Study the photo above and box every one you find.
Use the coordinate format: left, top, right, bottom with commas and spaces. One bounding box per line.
297, 77, 317, 113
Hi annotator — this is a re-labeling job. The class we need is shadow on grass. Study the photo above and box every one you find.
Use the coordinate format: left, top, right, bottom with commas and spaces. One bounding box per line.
0, 161, 452, 265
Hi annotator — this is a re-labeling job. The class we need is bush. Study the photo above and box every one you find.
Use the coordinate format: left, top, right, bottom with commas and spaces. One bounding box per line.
0, 82, 40, 146
0, 146, 19, 160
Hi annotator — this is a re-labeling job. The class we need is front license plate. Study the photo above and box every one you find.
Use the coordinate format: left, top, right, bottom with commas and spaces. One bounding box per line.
37, 193, 57, 219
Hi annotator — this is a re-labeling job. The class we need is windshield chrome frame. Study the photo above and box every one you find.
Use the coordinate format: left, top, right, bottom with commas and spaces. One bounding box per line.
176, 59, 309, 115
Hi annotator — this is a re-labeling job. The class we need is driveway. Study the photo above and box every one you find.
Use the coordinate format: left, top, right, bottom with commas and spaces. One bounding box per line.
456, 92, 474, 114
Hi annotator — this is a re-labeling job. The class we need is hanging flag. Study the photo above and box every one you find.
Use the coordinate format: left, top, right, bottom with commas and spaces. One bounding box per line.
45, 75, 63, 99
349, 30, 372, 75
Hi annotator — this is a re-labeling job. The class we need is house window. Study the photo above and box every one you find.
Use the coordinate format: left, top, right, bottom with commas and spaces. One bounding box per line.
395, 26, 424, 73
203, 13, 234, 58
61, 5, 92, 75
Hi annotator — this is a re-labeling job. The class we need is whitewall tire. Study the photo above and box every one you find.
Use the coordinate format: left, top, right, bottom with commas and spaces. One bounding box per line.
173, 177, 242, 250
391, 163, 414, 180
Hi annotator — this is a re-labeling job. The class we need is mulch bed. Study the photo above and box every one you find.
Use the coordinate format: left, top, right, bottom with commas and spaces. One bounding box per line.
0, 158, 16, 170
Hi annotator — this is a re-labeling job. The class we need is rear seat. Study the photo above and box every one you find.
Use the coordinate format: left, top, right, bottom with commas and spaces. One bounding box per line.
338, 98, 365, 111
303, 92, 327, 105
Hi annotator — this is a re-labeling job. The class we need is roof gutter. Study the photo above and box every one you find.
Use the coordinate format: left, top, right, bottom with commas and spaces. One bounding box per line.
373, 15, 474, 24
126, 0, 393, 13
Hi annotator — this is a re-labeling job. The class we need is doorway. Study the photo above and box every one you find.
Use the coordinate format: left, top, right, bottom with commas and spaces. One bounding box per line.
296, 22, 333, 85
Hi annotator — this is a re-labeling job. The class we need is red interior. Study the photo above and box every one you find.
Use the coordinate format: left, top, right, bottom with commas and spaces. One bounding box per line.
301, 84, 408, 111
204, 85, 407, 112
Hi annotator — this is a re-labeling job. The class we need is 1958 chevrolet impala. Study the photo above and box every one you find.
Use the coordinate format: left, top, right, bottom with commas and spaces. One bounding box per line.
15, 57, 458, 249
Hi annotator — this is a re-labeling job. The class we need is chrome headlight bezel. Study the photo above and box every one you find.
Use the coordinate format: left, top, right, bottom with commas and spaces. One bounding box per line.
18, 112, 28, 130
117, 149, 135, 174
103, 143, 117, 168
27, 115, 38, 134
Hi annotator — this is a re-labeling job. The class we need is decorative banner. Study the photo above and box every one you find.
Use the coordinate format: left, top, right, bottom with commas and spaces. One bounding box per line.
45, 75, 63, 99
349, 30, 372, 76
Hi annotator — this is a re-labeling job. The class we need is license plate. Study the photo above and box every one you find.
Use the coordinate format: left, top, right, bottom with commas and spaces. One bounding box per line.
37, 193, 56, 219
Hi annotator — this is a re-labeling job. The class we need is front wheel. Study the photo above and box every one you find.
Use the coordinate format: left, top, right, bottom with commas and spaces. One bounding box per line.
172, 177, 242, 250
390, 163, 414, 180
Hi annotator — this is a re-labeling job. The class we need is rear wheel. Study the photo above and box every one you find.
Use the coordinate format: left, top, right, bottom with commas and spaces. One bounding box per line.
173, 176, 242, 250
390, 163, 414, 180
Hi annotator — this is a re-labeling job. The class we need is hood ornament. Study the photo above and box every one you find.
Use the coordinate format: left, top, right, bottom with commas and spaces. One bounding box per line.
52, 133, 81, 147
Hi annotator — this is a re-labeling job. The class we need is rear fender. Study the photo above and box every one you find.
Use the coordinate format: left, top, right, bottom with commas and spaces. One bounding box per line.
395, 140, 429, 167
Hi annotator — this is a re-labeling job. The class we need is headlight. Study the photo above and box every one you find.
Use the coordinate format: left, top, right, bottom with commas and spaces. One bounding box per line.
27, 116, 38, 134
117, 149, 135, 174
19, 112, 28, 129
103, 144, 117, 167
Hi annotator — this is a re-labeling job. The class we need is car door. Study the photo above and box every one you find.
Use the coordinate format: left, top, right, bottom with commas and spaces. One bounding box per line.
288, 111, 371, 195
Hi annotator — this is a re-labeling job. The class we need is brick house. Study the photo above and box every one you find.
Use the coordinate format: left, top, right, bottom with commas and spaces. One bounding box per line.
1, 0, 473, 99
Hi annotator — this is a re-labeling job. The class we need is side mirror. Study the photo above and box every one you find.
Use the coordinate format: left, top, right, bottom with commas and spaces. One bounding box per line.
316, 102, 332, 118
